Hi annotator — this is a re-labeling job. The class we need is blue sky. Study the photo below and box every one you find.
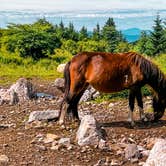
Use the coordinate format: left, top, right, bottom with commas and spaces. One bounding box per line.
1, 0, 166, 11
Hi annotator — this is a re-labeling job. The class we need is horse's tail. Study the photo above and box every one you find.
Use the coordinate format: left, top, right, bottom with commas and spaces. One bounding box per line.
60, 62, 71, 111
64, 61, 71, 102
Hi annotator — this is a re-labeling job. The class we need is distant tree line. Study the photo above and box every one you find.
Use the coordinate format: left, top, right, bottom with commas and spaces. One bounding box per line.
0, 14, 166, 61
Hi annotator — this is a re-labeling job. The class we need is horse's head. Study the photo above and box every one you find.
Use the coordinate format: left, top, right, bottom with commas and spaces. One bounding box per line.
152, 95, 166, 121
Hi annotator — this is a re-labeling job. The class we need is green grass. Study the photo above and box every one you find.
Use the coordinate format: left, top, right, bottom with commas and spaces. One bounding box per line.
0, 53, 62, 85
0, 52, 165, 86
153, 54, 166, 73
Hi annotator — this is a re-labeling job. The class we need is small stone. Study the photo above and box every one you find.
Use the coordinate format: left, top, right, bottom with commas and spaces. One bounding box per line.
3, 144, 9, 148
98, 139, 107, 150
105, 156, 110, 165
141, 150, 150, 157
52, 140, 58, 147
124, 144, 140, 160
58, 138, 71, 147
36, 133, 44, 138
93, 159, 104, 166
130, 158, 138, 163
30, 138, 37, 144
50, 145, 60, 151
138, 161, 145, 165
43, 133, 59, 144
36, 145, 47, 151
116, 150, 124, 156
137, 145, 146, 152
110, 159, 120, 166
108, 103, 115, 108
128, 138, 136, 144
0, 155, 9, 163
67, 145, 73, 150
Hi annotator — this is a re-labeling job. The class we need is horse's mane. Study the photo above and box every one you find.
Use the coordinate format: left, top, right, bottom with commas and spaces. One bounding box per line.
128, 52, 166, 95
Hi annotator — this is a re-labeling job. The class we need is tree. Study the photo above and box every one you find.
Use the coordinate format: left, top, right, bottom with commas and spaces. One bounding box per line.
101, 18, 119, 52
79, 26, 88, 40
66, 22, 78, 41
61, 39, 77, 55
150, 14, 165, 56
135, 31, 153, 55
163, 20, 166, 52
92, 23, 101, 41
5, 21, 61, 59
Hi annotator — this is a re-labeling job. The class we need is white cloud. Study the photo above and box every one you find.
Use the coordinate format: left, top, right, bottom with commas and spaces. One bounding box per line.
1, 0, 166, 11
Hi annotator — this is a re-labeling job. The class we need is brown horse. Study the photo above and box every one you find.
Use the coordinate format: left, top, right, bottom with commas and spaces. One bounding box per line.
59, 52, 166, 126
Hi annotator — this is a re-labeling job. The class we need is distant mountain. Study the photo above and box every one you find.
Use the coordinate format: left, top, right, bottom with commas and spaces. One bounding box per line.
122, 28, 141, 42
122, 28, 151, 42
89, 28, 149, 43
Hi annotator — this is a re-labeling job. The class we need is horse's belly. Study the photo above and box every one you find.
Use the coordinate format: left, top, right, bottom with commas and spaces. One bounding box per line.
91, 81, 128, 93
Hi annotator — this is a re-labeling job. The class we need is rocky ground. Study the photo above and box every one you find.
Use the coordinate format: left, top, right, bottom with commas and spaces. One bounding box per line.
0, 79, 166, 166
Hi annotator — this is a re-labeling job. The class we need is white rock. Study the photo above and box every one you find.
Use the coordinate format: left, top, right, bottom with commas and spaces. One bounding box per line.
0, 155, 9, 163
144, 139, 166, 166
76, 115, 105, 147
98, 139, 107, 150
54, 78, 64, 91
80, 86, 100, 102
57, 63, 66, 73
28, 109, 60, 123
108, 103, 115, 108
125, 144, 140, 160
0, 78, 35, 105
43, 133, 59, 144
9, 78, 35, 103
58, 138, 71, 147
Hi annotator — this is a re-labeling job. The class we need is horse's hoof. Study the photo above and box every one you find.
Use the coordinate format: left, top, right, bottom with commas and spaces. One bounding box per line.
141, 116, 148, 122
58, 119, 64, 125
130, 121, 135, 127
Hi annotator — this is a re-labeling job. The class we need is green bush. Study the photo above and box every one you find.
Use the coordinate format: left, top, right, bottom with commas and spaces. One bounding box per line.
52, 49, 73, 63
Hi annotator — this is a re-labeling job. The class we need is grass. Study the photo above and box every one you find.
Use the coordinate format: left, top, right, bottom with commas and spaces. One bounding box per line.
0, 52, 62, 85
0, 52, 165, 86
153, 54, 166, 73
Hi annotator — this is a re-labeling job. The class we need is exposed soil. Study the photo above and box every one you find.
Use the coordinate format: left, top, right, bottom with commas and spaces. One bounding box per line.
0, 79, 166, 166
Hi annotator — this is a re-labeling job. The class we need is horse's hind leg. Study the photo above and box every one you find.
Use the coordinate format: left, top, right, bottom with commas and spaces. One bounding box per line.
135, 88, 147, 122
59, 83, 88, 124
128, 89, 136, 126
59, 101, 68, 125
66, 89, 86, 122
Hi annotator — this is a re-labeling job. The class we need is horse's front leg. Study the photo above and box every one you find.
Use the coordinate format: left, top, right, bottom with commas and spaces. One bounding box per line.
136, 88, 148, 122
67, 104, 80, 122
128, 89, 136, 127
138, 107, 148, 122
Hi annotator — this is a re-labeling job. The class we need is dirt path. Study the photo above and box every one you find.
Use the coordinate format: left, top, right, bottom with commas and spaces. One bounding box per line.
0, 80, 165, 166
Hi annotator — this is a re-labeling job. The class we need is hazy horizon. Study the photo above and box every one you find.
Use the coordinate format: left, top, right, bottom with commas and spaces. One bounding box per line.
1, 0, 166, 11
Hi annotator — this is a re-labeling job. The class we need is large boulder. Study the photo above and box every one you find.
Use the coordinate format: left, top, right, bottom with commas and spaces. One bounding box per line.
0, 78, 35, 105
76, 115, 106, 147
144, 139, 166, 166
28, 109, 60, 123
54, 78, 65, 92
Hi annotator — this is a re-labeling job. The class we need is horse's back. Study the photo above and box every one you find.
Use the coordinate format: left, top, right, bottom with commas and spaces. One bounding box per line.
69, 52, 144, 93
